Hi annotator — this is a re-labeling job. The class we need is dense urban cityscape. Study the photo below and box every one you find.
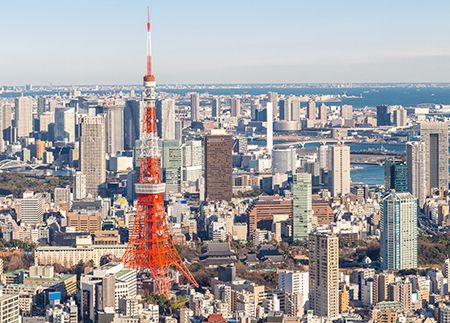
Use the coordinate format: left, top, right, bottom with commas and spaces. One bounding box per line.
1, 2, 450, 323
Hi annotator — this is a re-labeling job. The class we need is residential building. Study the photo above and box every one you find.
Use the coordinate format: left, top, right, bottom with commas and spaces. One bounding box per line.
380, 192, 418, 270
308, 231, 339, 319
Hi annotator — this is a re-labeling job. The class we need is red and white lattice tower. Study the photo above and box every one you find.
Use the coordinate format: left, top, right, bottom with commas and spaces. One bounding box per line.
121, 6, 198, 296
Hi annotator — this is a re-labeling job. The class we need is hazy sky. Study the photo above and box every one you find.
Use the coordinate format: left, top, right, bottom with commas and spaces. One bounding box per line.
2, 0, 450, 85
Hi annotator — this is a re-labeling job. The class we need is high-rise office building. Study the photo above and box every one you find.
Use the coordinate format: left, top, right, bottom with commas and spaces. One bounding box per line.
340, 105, 353, 120
211, 98, 220, 118
123, 99, 143, 150
384, 160, 408, 192
377, 105, 391, 126
279, 97, 300, 121
319, 145, 330, 170
266, 102, 273, 152
182, 140, 203, 182
230, 98, 241, 117
38, 111, 54, 133
330, 144, 351, 197
420, 121, 449, 194
191, 93, 200, 122
162, 140, 183, 195
0, 103, 12, 131
309, 231, 339, 319
80, 116, 106, 198
306, 100, 316, 121
55, 107, 76, 142
318, 103, 327, 124
156, 99, 176, 140
18, 191, 45, 225
15, 96, 33, 138
268, 92, 278, 119
205, 130, 232, 201
272, 147, 296, 174
380, 191, 418, 270
406, 142, 427, 206
292, 172, 312, 241
394, 107, 407, 127
105, 105, 124, 156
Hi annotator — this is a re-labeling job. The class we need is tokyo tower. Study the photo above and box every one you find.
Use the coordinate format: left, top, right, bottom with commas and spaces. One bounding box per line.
121, 5, 198, 296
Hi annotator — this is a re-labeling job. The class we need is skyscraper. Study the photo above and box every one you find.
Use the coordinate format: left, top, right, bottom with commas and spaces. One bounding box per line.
266, 102, 273, 152
124, 99, 143, 150
420, 121, 449, 194
318, 145, 330, 171
162, 139, 183, 195
279, 97, 300, 122
330, 144, 351, 197
407, 142, 427, 206
55, 107, 76, 142
318, 103, 327, 124
268, 92, 278, 119
340, 105, 353, 120
309, 231, 339, 319
182, 140, 203, 182
377, 105, 391, 126
272, 147, 296, 174
306, 100, 316, 121
0, 103, 12, 151
384, 160, 408, 192
156, 99, 176, 140
15, 96, 33, 138
80, 115, 106, 198
205, 130, 232, 201
292, 172, 312, 241
73, 171, 87, 200
230, 98, 241, 117
380, 191, 418, 270
191, 93, 200, 122
105, 105, 124, 156
394, 107, 407, 127
211, 97, 220, 119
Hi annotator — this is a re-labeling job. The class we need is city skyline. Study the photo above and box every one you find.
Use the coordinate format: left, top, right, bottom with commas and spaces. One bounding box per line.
2, 0, 450, 85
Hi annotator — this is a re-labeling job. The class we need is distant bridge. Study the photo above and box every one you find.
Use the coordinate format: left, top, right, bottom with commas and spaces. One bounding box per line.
274, 139, 356, 149
0, 159, 42, 171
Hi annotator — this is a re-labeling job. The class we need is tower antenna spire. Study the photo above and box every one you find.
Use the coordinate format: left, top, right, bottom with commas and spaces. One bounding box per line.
146, 4, 153, 76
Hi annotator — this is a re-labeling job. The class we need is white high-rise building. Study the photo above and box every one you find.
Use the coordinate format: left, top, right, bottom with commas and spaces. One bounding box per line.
156, 99, 176, 140
278, 270, 309, 295
319, 145, 329, 170
15, 96, 33, 138
18, 191, 45, 225
231, 98, 241, 117
268, 92, 278, 119
182, 140, 203, 182
105, 105, 124, 156
394, 107, 407, 127
73, 172, 87, 200
55, 107, 76, 142
80, 116, 106, 198
272, 147, 296, 174
330, 144, 351, 197
191, 93, 200, 122
266, 102, 273, 152
406, 141, 428, 206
